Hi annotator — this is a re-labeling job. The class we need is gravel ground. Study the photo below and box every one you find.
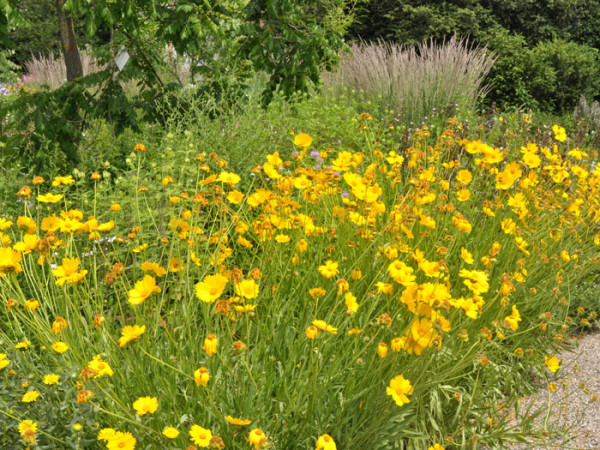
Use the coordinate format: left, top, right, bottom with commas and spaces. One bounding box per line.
504, 332, 600, 449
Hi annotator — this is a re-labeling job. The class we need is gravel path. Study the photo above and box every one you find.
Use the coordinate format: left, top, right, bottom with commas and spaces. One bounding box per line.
505, 332, 600, 449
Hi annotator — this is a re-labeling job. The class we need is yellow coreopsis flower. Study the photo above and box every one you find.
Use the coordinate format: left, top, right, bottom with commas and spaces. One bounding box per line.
293, 133, 312, 148
43, 374, 60, 385
189, 425, 212, 447
203, 334, 218, 356
234, 279, 259, 299
37, 193, 64, 203
318, 260, 339, 279
162, 427, 180, 439
386, 375, 414, 406
545, 355, 560, 372
52, 257, 88, 286
312, 319, 337, 335
51, 341, 69, 354
133, 396, 158, 416
344, 292, 359, 313
0, 353, 10, 370
194, 367, 210, 387
552, 125, 567, 142
106, 431, 136, 450
195, 274, 228, 303
18, 420, 37, 444
86, 355, 114, 378
226, 415, 252, 426
248, 428, 268, 449
316, 434, 337, 450
128, 275, 160, 305
118, 325, 146, 348
22, 390, 40, 402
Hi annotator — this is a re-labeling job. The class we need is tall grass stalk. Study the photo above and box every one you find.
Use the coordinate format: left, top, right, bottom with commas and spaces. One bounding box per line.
325, 36, 496, 124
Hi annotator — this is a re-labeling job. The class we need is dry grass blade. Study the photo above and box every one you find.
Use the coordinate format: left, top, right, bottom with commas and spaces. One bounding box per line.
325, 36, 497, 124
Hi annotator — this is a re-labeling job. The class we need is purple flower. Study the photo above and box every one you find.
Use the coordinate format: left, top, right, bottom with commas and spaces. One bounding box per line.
314, 164, 322, 169
342, 192, 349, 198
310, 151, 320, 157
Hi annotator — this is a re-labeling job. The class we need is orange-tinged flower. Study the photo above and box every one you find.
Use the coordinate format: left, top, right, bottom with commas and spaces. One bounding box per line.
386, 375, 414, 406
248, 428, 267, 449
194, 367, 210, 387
195, 274, 228, 303
133, 396, 158, 416
203, 334, 218, 356
316, 434, 337, 450
85, 355, 114, 378
24, 298, 40, 311
18, 420, 37, 444
128, 275, 160, 305
305, 326, 318, 339
190, 425, 212, 447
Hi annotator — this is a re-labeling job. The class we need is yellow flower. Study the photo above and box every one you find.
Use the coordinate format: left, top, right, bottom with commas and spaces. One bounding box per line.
456, 169, 472, 185
344, 292, 359, 313
194, 367, 210, 387
43, 374, 60, 385
51, 257, 88, 286
312, 319, 337, 334
226, 415, 252, 426
293, 133, 312, 148
503, 305, 521, 331
24, 298, 40, 311
51, 175, 75, 186
162, 427, 180, 439
86, 355, 114, 378
0, 353, 10, 370
128, 275, 160, 305
16, 340, 31, 350
52, 341, 69, 354
141, 261, 167, 277
0, 247, 23, 275
118, 325, 146, 348
318, 260, 339, 278
545, 355, 560, 372
227, 190, 244, 204
460, 247, 474, 265
429, 445, 445, 450
195, 274, 228, 303
386, 375, 414, 406
106, 431, 136, 450
97, 428, 116, 441
234, 279, 259, 299
203, 334, 218, 356
217, 171, 241, 185
387, 260, 416, 286
37, 193, 64, 203
248, 428, 268, 449
189, 425, 212, 447
18, 420, 37, 444
316, 434, 337, 450
52, 317, 68, 335
275, 234, 290, 243
377, 342, 388, 358
305, 326, 319, 339
22, 390, 40, 403
552, 124, 567, 142
133, 396, 158, 416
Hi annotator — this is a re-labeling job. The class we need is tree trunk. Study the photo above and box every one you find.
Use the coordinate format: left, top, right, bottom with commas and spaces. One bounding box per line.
56, 0, 83, 81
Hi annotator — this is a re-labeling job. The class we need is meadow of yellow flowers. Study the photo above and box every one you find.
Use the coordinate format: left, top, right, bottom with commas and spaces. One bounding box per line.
0, 116, 598, 449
